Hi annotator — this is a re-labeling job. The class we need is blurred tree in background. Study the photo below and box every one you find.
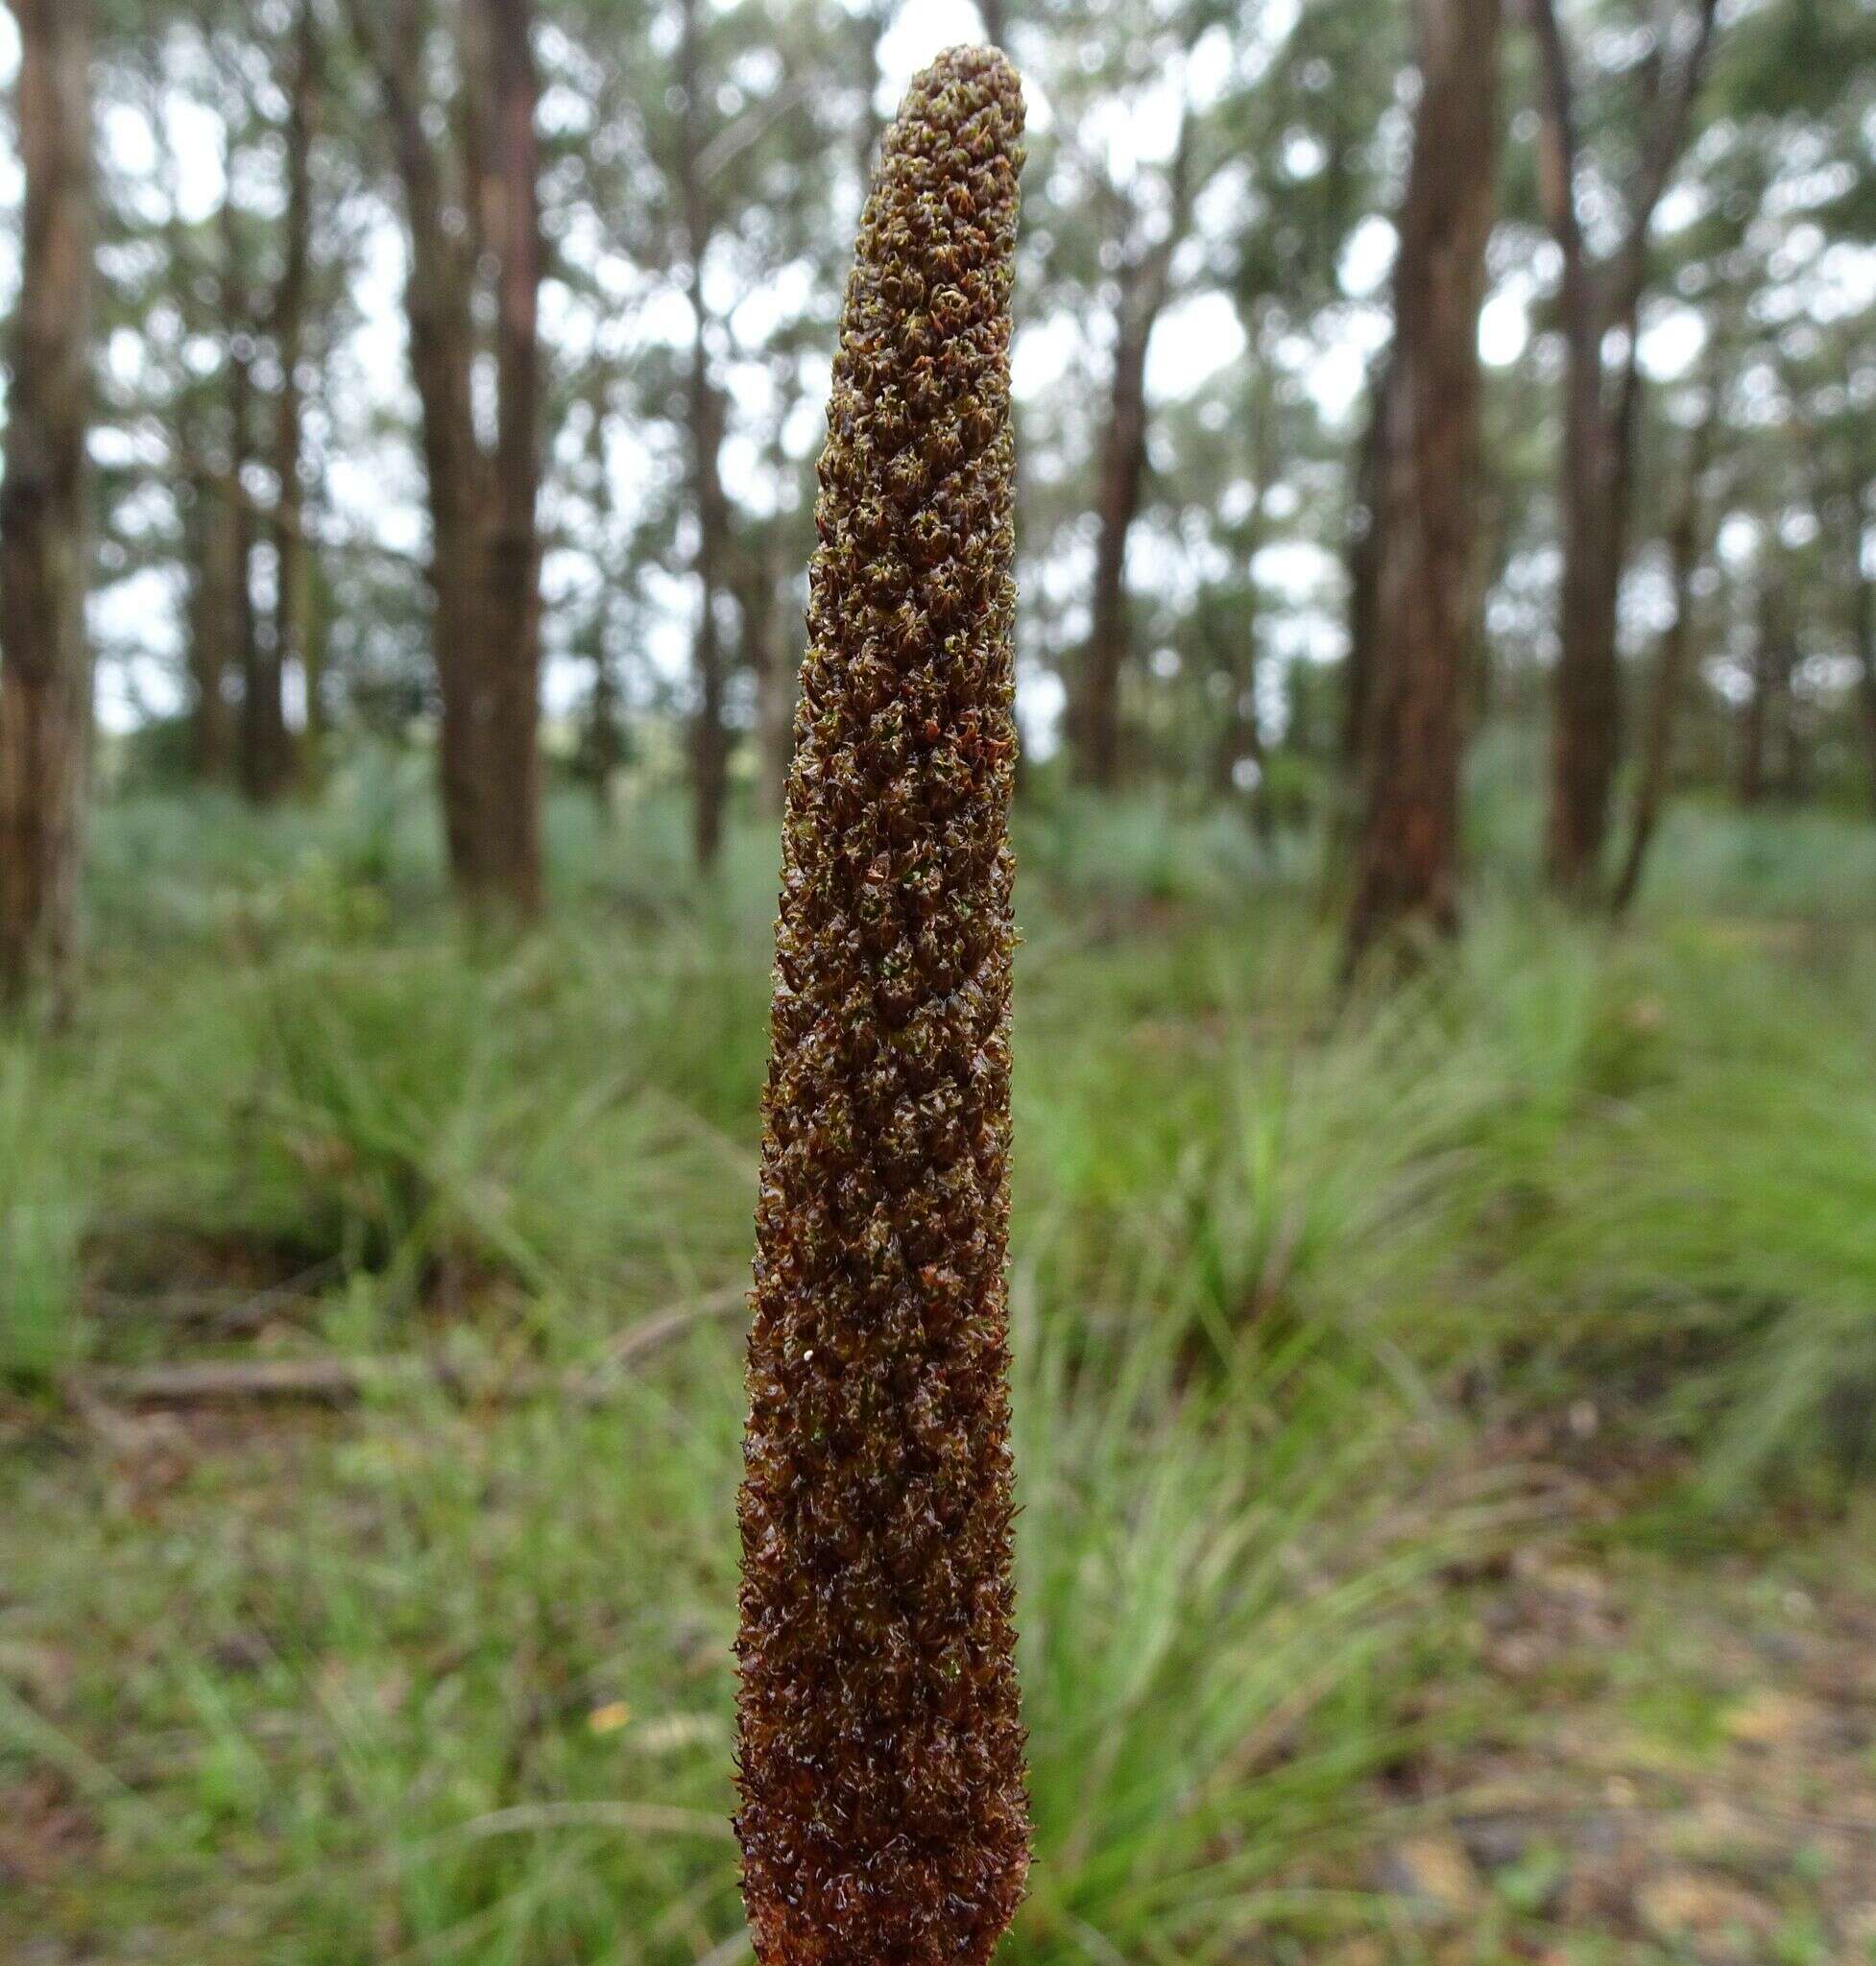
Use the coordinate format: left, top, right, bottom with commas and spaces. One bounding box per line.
2, 0, 1874, 959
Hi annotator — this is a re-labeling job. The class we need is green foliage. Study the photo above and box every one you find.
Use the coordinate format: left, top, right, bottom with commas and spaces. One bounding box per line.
0, 1053, 89, 1388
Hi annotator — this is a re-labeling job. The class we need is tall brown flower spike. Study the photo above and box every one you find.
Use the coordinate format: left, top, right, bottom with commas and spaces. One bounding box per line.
733, 44, 1028, 1966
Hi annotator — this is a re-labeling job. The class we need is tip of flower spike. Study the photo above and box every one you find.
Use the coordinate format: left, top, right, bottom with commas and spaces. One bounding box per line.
902, 44, 1025, 135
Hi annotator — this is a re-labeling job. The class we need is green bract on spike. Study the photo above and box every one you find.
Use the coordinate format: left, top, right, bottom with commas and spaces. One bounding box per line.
733, 43, 1028, 1966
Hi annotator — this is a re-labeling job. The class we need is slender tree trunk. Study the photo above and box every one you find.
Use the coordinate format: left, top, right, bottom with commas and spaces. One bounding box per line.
1839, 482, 1876, 819
1611, 393, 1713, 917
680, 0, 734, 869
0, 0, 94, 1011
184, 458, 233, 779
227, 325, 278, 803
1340, 357, 1390, 776
1343, 0, 1501, 972
1322, 356, 1390, 904
1735, 582, 1779, 809
1205, 606, 1265, 806
1205, 395, 1271, 823
740, 542, 792, 818
1530, 0, 1718, 899
346, 0, 545, 916
1774, 649, 1809, 802
218, 188, 288, 803
468, 0, 546, 913
1071, 280, 1160, 790
269, 0, 320, 791
301, 504, 328, 753
1544, 326, 1629, 892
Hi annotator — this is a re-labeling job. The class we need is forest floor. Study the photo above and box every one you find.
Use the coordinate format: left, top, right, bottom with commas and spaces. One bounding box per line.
5, 1395, 1873, 1964
1348, 1475, 1876, 1964
3, 780, 1875, 1964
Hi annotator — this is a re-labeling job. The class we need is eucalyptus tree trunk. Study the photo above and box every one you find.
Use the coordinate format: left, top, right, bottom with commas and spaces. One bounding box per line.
1344, 0, 1501, 971
1069, 129, 1191, 790
223, 236, 282, 804
679, 0, 734, 870
1340, 357, 1391, 777
345, 0, 545, 916
1611, 394, 1714, 918
1855, 523, 1876, 819
738, 538, 792, 819
183, 457, 233, 779
1531, 0, 1719, 898
0, 0, 95, 1011
269, 0, 321, 783
1735, 582, 1787, 810
1071, 238, 1173, 788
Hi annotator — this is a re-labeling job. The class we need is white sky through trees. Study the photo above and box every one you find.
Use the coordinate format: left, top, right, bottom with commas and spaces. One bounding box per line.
0, 2, 1868, 745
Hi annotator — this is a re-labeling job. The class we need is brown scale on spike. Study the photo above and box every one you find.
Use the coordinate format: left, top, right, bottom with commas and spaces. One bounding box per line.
733, 43, 1028, 1966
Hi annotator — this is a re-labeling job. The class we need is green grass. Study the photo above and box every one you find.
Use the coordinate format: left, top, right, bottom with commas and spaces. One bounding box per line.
2, 774, 1874, 1961
0, 1314, 1466, 1964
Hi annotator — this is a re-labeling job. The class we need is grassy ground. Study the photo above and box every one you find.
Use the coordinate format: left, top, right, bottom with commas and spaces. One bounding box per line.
2, 770, 1874, 1964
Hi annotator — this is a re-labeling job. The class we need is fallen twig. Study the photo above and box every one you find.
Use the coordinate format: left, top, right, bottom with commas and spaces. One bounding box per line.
68, 1283, 749, 1410
87, 1258, 341, 1335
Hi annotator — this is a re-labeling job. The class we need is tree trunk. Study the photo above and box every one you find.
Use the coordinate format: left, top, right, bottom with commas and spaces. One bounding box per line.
1544, 333, 1636, 893
184, 459, 233, 779
1205, 609, 1265, 806
1530, 0, 1718, 899
680, 0, 734, 869
1735, 583, 1780, 809
1205, 388, 1271, 826
740, 543, 793, 819
0, 0, 94, 1012
1847, 490, 1876, 818
1611, 391, 1713, 918
216, 185, 289, 804
346, 0, 545, 916
227, 323, 280, 803
1343, 0, 1500, 972
1340, 357, 1390, 775
466, 0, 546, 913
1070, 284, 1159, 790
269, 0, 320, 791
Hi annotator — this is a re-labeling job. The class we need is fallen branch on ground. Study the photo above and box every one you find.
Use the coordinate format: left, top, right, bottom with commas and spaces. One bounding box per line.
67, 1283, 748, 1409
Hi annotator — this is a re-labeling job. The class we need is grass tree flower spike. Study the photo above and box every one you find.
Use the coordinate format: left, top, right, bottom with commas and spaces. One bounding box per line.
733, 44, 1028, 1966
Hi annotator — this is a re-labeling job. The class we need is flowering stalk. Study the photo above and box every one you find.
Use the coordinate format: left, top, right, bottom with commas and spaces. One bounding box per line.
734, 44, 1028, 1966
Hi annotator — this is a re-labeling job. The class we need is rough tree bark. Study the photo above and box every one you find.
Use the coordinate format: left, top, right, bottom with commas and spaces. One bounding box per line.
1611, 385, 1715, 918
1530, 0, 1719, 899
1069, 128, 1192, 789
1343, 0, 1501, 972
344, 0, 545, 916
0, 0, 95, 1011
